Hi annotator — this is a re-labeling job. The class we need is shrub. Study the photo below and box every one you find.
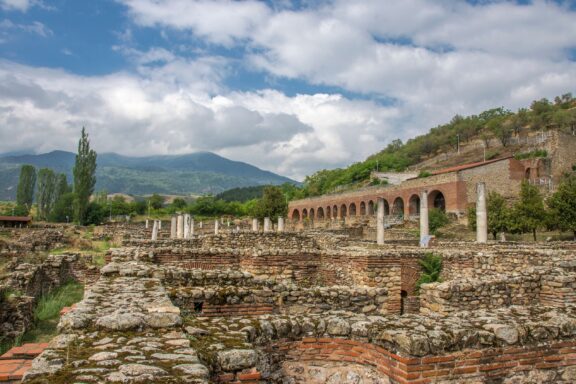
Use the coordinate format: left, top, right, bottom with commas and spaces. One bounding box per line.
418, 170, 432, 178
429, 208, 449, 235
415, 253, 443, 293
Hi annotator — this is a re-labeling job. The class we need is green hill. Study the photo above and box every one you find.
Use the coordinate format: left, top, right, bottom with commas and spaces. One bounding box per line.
0, 151, 296, 200
301, 94, 576, 197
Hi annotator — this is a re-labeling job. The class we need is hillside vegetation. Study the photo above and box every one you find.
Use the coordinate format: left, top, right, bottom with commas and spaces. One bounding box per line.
301, 94, 576, 197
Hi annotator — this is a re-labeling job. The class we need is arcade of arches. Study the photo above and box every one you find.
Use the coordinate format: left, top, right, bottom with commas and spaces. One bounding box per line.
289, 188, 451, 223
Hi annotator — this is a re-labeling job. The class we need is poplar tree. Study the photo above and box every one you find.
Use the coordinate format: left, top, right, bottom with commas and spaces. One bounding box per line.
16, 164, 36, 214
36, 168, 56, 220
73, 128, 97, 225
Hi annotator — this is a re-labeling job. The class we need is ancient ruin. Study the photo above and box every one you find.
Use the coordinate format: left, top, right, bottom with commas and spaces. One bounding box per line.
0, 211, 574, 384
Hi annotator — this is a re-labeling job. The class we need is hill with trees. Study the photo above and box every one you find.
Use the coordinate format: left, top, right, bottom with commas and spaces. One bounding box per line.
300, 94, 576, 197
0, 151, 296, 200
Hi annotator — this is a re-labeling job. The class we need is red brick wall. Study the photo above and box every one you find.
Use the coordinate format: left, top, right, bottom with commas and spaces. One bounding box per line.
268, 337, 576, 383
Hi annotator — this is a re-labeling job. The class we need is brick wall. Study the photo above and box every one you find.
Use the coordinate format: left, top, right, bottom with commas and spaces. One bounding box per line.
266, 337, 576, 383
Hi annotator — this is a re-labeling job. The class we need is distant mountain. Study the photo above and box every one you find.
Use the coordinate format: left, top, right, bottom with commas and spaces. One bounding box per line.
0, 150, 297, 200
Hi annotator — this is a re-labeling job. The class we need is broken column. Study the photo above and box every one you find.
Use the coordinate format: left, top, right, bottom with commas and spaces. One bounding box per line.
252, 218, 259, 232
420, 190, 429, 247
277, 217, 285, 232
264, 217, 271, 233
183, 214, 191, 239
177, 214, 184, 239
170, 216, 177, 239
145, 219, 149, 229
476, 182, 488, 243
377, 197, 385, 245
214, 220, 219, 235
151, 220, 158, 241
158, 220, 162, 230
190, 217, 195, 237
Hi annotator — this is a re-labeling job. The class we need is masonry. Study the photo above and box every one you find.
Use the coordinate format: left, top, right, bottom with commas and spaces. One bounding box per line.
1, 219, 572, 384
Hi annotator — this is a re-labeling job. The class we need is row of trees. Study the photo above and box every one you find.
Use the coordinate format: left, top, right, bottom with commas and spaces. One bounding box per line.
468, 176, 576, 240
145, 186, 288, 221
14, 128, 97, 225
302, 93, 576, 197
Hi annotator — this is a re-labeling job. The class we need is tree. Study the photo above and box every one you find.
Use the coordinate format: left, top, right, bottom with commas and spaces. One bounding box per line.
48, 192, 74, 223
548, 175, 576, 240
171, 198, 187, 210
36, 168, 57, 220
16, 164, 36, 214
54, 173, 70, 204
428, 208, 449, 235
73, 127, 97, 225
468, 191, 511, 239
251, 186, 288, 220
487, 117, 512, 147
148, 193, 164, 210
511, 181, 547, 241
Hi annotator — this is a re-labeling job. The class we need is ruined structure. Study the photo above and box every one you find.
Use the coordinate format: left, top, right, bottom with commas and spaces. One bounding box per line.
287, 130, 576, 226
5, 218, 573, 383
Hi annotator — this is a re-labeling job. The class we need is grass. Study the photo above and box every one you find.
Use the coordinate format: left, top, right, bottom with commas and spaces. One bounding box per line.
19, 281, 84, 344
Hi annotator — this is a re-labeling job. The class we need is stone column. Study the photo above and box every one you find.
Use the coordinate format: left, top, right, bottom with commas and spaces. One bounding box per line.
190, 218, 195, 237
199, 221, 203, 229
214, 220, 219, 235
420, 190, 429, 247
476, 182, 488, 243
264, 217, 271, 233
151, 220, 158, 241
377, 198, 385, 245
145, 219, 149, 229
177, 214, 184, 239
252, 218, 259, 232
170, 216, 177, 239
158, 220, 162, 230
183, 214, 191, 239
277, 217, 285, 232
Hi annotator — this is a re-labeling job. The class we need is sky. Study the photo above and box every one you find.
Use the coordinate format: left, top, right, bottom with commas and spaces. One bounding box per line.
0, 0, 575, 181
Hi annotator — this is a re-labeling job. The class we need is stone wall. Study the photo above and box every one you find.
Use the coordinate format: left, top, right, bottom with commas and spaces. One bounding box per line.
170, 284, 388, 317
420, 269, 544, 315
0, 229, 67, 256
4, 253, 98, 298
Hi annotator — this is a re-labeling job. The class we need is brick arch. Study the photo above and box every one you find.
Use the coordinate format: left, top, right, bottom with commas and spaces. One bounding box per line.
333, 205, 338, 219
392, 197, 404, 217
317, 207, 325, 220
291, 209, 300, 222
367, 200, 375, 215
382, 199, 390, 216
409, 194, 420, 216
349, 203, 357, 216
428, 190, 446, 212
340, 204, 347, 218
326, 206, 331, 219
302, 208, 308, 219
360, 201, 366, 216
309, 208, 315, 220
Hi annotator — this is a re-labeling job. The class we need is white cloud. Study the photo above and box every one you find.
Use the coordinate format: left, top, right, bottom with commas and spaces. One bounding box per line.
0, 19, 52, 38
2, 0, 576, 181
0, 0, 31, 11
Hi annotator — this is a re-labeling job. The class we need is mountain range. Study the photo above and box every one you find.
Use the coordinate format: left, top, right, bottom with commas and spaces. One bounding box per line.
0, 150, 296, 200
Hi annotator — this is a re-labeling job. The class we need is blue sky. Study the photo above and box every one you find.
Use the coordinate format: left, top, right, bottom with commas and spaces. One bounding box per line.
0, 0, 575, 180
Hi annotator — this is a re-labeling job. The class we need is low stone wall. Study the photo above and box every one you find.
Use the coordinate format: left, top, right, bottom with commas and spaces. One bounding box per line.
4, 253, 98, 298
170, 285, 388, 317
0, 229, 67, 255
0, 293, 34, 348
420, 269, 544, 315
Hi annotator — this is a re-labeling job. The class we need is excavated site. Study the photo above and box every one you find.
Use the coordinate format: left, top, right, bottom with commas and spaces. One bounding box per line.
1, 222, 576, 384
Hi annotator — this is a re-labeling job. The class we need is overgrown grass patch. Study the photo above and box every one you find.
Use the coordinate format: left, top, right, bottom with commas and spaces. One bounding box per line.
20, 281, 84, 344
